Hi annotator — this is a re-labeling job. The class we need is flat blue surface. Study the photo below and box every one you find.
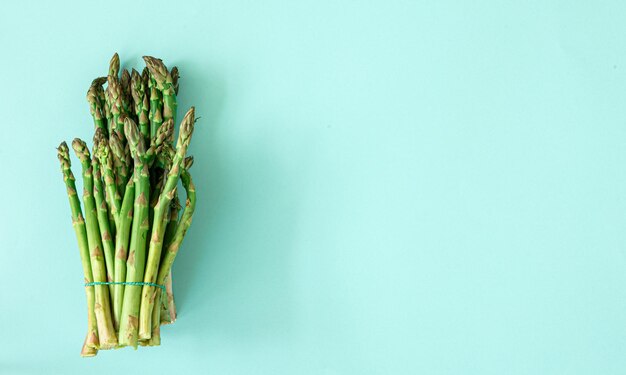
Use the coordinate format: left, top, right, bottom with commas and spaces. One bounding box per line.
2, 1, 626, 373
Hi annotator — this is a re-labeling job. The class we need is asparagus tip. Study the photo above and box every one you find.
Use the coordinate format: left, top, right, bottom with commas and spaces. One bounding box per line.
183, 156, 194, 170
109, 53, 120, 77
143, 56, 168, 85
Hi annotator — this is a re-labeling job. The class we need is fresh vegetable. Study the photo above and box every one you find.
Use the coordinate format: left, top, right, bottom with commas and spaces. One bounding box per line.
56, 53, 198, 356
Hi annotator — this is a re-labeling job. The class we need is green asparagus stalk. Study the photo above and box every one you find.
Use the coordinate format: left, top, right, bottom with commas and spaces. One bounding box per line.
109, 52, 120, 77
159, 156, 196, 325
147, 73, 163, 142
120, 68, 132, 117
91, 139, 115, 287
87, 77, 108, 135
95, 79, 107, 122
118, 118, 151, 348
72, 139, 118, 349
148, 119, 173, 162
161, 272, 176, 324
125, 139, 132, 176
96, 138, 122, 228
95, 137, 121, 227
109, 130, 130, 192
141, 67, 150, 102
105, 54, 120, 134
112, 176, 135, 330
144, 56, 177, 126
131, 69, 150, 143
107, 74, 125, 138
146, 289, 162, 346
138, 107, 195, 340
150, 156, 195, 341
149, 172, 163, 230
171, 66, 179, 95
159, 174, 181, 325
160, 193, 181, 325
57, 142, 99, 356
148, 120, 174, 225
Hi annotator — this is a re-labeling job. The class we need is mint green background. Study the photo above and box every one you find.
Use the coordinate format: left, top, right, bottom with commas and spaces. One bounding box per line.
2, 1, 626, 374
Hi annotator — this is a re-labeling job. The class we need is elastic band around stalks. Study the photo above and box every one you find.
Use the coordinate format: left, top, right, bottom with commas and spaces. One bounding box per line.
84, 281, 165, 292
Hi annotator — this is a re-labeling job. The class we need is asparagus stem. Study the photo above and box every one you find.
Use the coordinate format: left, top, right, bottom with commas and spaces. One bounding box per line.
81, 335, 98, 357
152, 157, 196, 335
109, 131, 130, 192
105, 54, 120, 135
95, 79, 107, 126
108, 53, 120, 78
147, 120, 174, 229
159, 172, 184, 325
147, 71, 163, 142
171, 66, 179, 95
118, 118, 151, 348
161, 271, 176, 324
147, 291, 162, 346
107, 74, 125, 139
120, 68, 132, 117
106, 188, 116, 239
138, 108, 195, 340
112, 177, 135, 330
95, 138, 121, 227
72, 139, 118, 349
87, 77, 108, 135
160, 194, 181, 325
57, 142, 99, 355
91, 142, 115, 287
131, 69, 150, 144
144, 56, 177, 126
157, 157, 196, 298
159, 157, 195, 326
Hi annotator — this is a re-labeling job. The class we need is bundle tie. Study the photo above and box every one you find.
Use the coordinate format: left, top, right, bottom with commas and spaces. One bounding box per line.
84, 281, 165, 292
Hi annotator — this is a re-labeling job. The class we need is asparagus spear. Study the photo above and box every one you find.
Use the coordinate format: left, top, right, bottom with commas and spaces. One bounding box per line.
141, 67, 150, 98
147, 71, 163, 142
107, 74, 125, 139
91, 139, 115, 287
171, 66, 179, 95
108, 52, 120, 78
159, 156, 196, 325
72, 139, 118, 349
109, 130, 130, 192
95, 78, 107, 123
112, 177, 135, 330
148, 120, 174, 225
118, 118, 151, 348
161, 272, 176, 324
131, 69, 150, 143
95, 137, 121, 227
160, 193, 182, 325
105, 54, 120, 133
120, 68, 132, 117
138, 107, 195, 340
148, 156, 196, 343
124, 136, 132, 175
57, 142, 99, 356
87, 77, 108, 135
158, 150, 183, 325
144, 56, 177, 126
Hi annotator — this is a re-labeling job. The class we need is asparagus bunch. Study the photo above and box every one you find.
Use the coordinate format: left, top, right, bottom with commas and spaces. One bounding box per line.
57, 53, 198, 356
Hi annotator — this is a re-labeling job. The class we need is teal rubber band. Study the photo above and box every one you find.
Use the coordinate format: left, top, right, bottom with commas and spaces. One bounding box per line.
84, 281, 165, 292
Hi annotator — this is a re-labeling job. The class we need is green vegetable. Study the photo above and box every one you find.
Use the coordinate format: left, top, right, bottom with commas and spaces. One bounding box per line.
72, 139, 118, 350
57, 54, 199, 356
